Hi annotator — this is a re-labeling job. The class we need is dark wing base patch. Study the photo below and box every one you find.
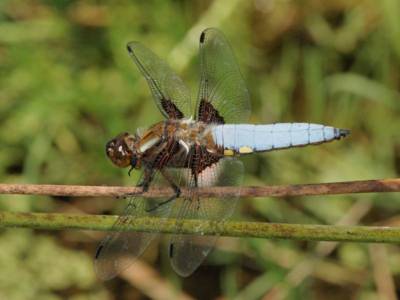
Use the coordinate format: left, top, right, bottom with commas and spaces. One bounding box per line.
190, 145, 222, 176
198, 99, 225, 124
161, 98, 184, 119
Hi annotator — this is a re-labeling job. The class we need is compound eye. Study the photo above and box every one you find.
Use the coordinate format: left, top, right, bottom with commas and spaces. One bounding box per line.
105, 140, 115, 155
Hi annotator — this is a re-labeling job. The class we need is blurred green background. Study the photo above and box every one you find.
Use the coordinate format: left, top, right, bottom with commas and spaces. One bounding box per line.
1, 0, 400, 299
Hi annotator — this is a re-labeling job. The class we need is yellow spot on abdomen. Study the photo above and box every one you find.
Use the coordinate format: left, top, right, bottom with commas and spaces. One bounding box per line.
239, 146, 253, 154
224, 149, 235, 156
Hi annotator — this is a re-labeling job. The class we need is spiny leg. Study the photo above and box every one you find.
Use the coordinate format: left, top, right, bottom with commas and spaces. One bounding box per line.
122, 167, 155, 200
185, 165, 200, 209
137, 167, 155, 192
193, 173, 200, 210
145, 168, 181, 212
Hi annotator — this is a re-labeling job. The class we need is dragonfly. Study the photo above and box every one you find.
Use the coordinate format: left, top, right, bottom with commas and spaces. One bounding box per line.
94, 28, 349, 280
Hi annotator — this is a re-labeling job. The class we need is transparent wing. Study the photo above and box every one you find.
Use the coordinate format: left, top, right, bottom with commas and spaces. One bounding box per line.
169, 158, 244, 277
127, 41, 192, 119
196, 28, 251, 124
94, 172, 174, 280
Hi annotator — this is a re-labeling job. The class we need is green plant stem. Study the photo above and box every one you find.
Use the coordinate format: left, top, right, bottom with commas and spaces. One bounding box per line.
1, 211, 399, 243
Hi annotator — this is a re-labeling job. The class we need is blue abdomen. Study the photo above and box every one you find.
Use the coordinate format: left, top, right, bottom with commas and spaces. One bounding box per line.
210, 123, 349, 155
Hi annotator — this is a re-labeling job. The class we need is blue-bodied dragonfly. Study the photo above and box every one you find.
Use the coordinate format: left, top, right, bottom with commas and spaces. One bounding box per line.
94, 28, 349, 279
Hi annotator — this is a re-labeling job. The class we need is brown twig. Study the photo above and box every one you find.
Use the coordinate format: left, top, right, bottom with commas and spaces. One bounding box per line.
0, 178, 399, 198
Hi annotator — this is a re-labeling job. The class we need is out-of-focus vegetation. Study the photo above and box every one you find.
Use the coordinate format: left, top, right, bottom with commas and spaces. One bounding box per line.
1, 0, 400, 299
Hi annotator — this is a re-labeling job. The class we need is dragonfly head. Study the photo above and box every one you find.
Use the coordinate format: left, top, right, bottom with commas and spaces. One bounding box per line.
105, 132, 140, 169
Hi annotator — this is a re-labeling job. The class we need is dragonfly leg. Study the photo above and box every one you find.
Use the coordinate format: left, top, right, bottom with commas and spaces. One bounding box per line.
122, 168, 155, 199
145, 188, 179, 212
192, 172, 201, 210
128, 165, 134, 177
161, 168, 181, 198
137, 179, 150, 192
137, 167, 156, 192
145, 169, 181, 212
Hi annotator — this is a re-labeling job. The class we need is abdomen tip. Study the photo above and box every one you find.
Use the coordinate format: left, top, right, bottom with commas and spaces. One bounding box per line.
338, 128, 350, 138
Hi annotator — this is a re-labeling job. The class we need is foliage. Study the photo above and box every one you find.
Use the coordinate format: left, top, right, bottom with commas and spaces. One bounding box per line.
1, 0, 400, 299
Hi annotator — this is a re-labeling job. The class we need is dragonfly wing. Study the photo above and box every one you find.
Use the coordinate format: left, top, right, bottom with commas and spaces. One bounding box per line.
127, 41, 192, 119
196, 28, 251, 124
169, 158, 244, 277
94, 173, 174, 280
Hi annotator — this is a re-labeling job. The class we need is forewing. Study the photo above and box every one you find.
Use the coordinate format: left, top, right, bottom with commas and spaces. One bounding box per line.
196, 28, 251, 124
127, 41, 192, 119
94, 173, 174, 280
169, 158, 244, 277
